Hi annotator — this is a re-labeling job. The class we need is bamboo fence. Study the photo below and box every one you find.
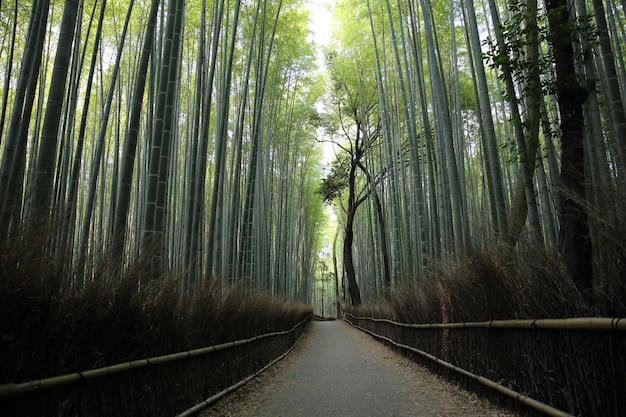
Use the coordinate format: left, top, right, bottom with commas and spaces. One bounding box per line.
343, 313, 626, 331
176, 318, 310, 417
343, 313, 625, 417
0, 314, 311, 400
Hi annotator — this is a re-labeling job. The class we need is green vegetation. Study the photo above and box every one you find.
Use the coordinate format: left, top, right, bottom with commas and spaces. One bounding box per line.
0, 0, 324, 298
1, 0, 626, 414
320, 0, 626, 305
343, 243, 624, 416
0, 254, 312, 415
0, 1, 323, 413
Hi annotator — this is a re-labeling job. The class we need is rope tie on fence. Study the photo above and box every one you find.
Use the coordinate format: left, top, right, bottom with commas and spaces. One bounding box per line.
611, 317, 623, 329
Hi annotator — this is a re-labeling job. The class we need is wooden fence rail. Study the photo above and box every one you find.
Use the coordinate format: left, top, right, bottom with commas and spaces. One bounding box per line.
0, 314, 311, 401
343, 313, 626, 331
344, 313, 626, 417
176, 319, 310, 417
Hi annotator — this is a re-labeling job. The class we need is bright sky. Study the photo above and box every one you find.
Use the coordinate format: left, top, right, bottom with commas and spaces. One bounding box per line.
306, 0, 333, 52
306, 0, 339, 243
306, 0, 336, 166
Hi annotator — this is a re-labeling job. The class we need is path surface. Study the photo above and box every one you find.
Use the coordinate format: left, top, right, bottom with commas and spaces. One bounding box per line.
202, 320, 518, 417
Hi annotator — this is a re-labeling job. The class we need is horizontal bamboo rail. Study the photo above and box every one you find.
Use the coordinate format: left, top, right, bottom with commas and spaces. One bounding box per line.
0, 314, 311, 400
344, 316, 575, 417
176, 319, 311, 417
344, 313, 626, 331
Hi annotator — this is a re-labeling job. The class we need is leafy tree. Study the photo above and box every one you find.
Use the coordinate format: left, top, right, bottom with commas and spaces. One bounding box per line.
318, 60, 383, 304
319, 139, 369, 305
318, 157, 350, 205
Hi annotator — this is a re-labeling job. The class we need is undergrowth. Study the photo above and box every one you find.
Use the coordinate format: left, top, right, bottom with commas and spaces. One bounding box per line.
0, 233, 312, 416
344, 242, 625, 417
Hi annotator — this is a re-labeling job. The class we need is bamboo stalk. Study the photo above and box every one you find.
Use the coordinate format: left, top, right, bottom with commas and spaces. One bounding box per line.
344, 317, 576, 417
0, 315, 311, 400
343, 312, 625, 331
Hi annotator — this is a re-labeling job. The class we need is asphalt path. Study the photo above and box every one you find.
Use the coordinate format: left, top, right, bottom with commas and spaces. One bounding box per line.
202, 320, 516, 417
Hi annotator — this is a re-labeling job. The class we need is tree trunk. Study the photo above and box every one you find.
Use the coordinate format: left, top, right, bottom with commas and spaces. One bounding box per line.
418, 0, 465, 255
204, 0, 228, 279
112, 0, 160, 261
333, 229, 342, 317
30, 0, 79, 219
343, 207, 362, 305
486, 0, 542, 246
0, 0, 48, 235
357, 159, 391, 294
143, 0, 184, 280
77, 0, 134, 275
591, 0, 626, 177
464, 0, 508, 240
544, 0, 593, 291
373, 188, 391, 293
0, 0, 18, 145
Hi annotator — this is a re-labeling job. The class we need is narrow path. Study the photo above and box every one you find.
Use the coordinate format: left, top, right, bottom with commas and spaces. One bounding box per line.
202, 320, 518, 417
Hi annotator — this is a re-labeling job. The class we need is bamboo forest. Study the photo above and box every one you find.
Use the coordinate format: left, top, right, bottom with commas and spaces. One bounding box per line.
1, 0, 625, 415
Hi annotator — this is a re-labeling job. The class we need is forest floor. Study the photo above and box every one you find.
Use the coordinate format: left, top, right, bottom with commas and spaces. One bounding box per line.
200, 320, 522, 417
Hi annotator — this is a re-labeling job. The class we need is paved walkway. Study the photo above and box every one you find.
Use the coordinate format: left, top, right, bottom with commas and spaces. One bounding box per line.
203, 320, 515, 417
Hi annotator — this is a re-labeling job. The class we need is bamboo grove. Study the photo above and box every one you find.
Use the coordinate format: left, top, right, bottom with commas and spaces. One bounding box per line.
0, 0, 326, 301
320, 0, 626, 304
1, 0, 626, 309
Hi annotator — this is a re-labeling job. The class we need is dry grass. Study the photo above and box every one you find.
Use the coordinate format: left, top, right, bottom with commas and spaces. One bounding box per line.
0, 234, 313, 416
345, 241, 625, 417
